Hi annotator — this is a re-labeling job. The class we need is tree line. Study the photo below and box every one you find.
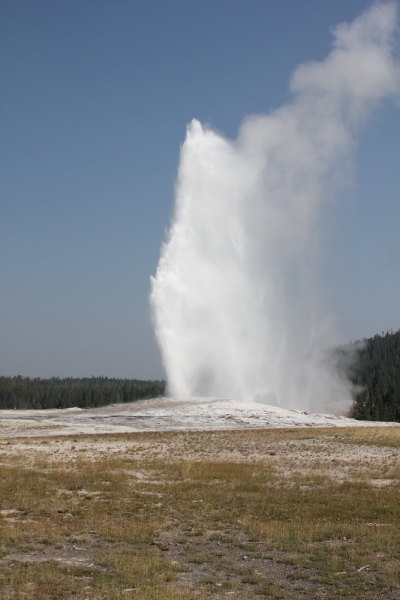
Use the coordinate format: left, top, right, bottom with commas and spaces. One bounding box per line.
349, 329, 400, 422
0, 376, 166, 410
1, 329, 399, 421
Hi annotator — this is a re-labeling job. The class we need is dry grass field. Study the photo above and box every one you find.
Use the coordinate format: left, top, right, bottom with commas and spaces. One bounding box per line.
0, 427, 399, 599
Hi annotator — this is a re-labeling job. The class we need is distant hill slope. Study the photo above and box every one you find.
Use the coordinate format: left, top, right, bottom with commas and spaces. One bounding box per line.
0, 376, 166, 410
349, 329, 400, 422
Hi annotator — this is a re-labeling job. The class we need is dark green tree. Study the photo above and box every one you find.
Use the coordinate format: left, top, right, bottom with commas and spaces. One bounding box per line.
348, 329, 400, 422
0, 376, 166, 410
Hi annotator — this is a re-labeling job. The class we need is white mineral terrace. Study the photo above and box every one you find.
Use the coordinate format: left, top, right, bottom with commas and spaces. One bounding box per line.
0, 397, 398, 438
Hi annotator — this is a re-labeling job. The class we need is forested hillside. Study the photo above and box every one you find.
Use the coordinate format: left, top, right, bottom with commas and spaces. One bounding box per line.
350, 329, 400, 422
0, 376, 165, 410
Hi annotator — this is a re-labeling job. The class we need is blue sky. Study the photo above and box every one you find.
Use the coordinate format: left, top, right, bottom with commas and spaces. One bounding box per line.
1, 0, 399, 379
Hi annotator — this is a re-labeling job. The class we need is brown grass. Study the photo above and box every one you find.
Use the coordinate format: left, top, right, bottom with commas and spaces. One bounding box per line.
0, 427, 399, 599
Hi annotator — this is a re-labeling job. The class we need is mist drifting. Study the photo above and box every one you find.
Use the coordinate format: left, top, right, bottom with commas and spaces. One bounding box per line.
151, 2, 400, 413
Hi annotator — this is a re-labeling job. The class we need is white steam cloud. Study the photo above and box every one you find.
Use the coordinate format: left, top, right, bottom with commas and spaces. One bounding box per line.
150, 2, 400, 413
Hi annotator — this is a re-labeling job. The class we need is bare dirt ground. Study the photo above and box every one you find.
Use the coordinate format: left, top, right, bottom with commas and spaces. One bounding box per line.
1, 401, 399, 599
0, 426, 399, 480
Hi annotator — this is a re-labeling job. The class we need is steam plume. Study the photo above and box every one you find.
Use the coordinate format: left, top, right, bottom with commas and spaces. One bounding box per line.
150, 2, 400, 413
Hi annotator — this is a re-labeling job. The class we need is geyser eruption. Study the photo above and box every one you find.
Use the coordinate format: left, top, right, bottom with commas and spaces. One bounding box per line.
151, 2, 400, 413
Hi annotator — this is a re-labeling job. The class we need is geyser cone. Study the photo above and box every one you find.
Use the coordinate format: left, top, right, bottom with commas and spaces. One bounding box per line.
151, 1, 400, 413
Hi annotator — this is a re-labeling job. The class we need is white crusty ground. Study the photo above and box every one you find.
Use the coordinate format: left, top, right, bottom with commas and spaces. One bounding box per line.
0, 397, 398, 438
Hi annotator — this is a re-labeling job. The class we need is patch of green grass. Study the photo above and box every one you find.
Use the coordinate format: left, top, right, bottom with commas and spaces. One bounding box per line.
256, 584, 292, 598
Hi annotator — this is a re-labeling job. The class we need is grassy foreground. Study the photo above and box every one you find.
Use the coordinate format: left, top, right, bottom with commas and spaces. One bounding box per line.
0, 427, 399, 599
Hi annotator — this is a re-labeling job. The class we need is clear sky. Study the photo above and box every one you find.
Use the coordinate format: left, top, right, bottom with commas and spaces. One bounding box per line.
1, 0, 399, 379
